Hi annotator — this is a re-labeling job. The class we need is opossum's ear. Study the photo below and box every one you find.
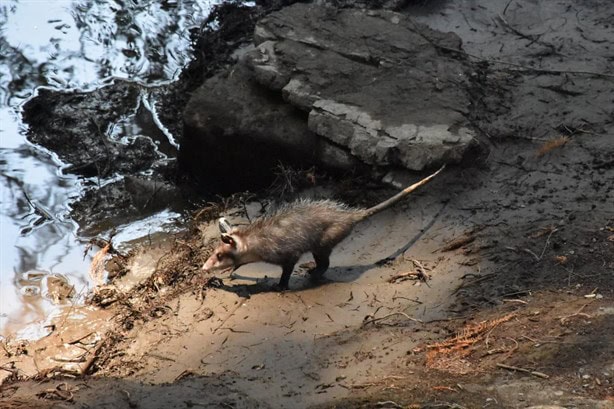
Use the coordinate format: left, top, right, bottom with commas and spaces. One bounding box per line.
218, 217, 233, 234
221, 234, 236, 247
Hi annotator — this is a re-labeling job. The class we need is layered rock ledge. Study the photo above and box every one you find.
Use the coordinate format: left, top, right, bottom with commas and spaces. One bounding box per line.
182, 3, 476, 191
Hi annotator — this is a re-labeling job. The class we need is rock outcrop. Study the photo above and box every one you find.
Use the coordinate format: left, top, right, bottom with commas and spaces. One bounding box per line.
23, 84, 159, 178
181, 63, 360, 193
182, 3, 476, 191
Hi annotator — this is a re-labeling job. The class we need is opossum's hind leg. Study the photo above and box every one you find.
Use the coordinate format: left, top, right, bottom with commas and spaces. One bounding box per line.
276, 262, 296, 291
309, 249, 332, 281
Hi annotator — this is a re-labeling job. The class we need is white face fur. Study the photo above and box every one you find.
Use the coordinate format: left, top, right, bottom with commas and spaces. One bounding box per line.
202, 240, 237, 272
202, 218, 240, 273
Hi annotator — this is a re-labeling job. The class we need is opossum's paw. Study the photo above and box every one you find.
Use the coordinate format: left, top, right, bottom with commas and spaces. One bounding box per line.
308, 269, 326, 281
272, 283, 290, 292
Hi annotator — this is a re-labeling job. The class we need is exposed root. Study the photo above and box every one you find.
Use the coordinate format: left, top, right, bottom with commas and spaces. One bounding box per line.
426, 313, 516, 372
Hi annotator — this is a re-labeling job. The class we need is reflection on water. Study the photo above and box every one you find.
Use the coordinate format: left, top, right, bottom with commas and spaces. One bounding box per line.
0, 0, 216, 89
0, 0, 218, 339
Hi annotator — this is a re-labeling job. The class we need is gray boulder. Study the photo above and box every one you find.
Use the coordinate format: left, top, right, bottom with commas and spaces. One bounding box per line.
181, 62, 359, 192
181, 3, 476, 191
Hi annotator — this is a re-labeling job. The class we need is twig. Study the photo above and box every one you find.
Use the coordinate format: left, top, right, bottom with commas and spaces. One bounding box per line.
174, 369, 196, 382
503, 337, 519, 360
121, 389, 138, 409
217, 327, 251, 334
67, 332, 96, 345
347, 382, 377, 389
539, 85, 583, 97
557, 304, 591, 324
3, 174, 54, 221
213, 300, 245, 333
375, 401, 402, 408
144, 352, 176, 362
452, 273, 495, 295
503, 0, 514, 15
521, 334, 538, 343
436, 232, 477, 252
184, 400, 208, 408
388, 271, 426, 284
36, 382, 75, 401
496, 14, 542, 44
80, 342, 105, 376
522, 248, 540, 261
411, 259, 430, 285
521, 335, 564, 346
0, 364, 18, 375
593, 158, 614, 170
538, 228, 558, 260
496, 363, 549, 379
392, 295, 423, 304
503, 299, 528, 304
431, 385, 457, 392
362, 312, 423, 327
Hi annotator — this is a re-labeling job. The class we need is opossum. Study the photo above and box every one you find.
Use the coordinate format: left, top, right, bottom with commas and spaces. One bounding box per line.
202, 165, 445, 290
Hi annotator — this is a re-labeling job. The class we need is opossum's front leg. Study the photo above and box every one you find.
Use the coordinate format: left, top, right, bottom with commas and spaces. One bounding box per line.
308, 250, 331, 281
277, 263, 296, 291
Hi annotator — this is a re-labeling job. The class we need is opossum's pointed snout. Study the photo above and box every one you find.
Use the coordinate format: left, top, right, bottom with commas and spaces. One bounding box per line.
202, 242, 239, 274
202, 254, 218, 273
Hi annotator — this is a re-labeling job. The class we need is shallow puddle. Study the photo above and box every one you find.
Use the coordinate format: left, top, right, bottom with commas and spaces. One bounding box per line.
0, 0, 220, 339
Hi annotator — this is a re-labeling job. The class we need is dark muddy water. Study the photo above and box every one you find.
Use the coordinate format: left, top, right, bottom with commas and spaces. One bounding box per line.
0, 0, 219, 339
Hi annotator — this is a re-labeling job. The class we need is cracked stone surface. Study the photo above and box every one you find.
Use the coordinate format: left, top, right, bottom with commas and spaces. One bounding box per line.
181, 3, 477, 190
245, 3, 476, 170
181, 62, 360, 193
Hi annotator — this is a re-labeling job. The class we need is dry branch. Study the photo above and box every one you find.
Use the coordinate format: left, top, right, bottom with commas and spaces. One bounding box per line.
362, 312, 423, 327
496, 363, 549, 379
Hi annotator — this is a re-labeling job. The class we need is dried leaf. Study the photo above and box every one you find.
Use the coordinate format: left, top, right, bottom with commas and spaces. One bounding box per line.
553, 255, 568, 265
536, 136, 570, 157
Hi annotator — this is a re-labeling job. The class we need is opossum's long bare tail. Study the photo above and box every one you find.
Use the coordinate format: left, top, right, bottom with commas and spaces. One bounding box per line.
358, 164, 446, 221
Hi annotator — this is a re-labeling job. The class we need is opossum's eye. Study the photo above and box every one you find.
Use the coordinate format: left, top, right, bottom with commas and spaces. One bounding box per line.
216, 252, 223, 261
